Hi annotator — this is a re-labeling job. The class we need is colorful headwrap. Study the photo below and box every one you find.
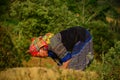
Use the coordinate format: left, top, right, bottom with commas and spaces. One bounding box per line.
42, 33, 54, 44
29, 33, 54, 56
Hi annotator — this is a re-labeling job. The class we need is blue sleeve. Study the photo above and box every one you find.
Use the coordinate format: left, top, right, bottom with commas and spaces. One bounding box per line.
48, 51, 63, 66
48, 51, 72, 65
61, 52, 72, 62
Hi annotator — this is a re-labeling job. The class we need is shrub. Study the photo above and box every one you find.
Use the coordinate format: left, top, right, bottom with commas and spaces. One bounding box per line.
101, 41, 120, 80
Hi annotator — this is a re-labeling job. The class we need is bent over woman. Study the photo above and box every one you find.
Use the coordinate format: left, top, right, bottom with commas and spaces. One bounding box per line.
29, 26, 94, 70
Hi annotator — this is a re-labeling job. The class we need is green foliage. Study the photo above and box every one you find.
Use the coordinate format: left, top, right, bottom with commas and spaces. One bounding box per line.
86, 41, 120, 80
83, 21, 114, 61
0, 26, 22, 70
0, 0, 10, 21
101, 41, 120, 80
10, 0, 79, 35
64, 0, 112, 24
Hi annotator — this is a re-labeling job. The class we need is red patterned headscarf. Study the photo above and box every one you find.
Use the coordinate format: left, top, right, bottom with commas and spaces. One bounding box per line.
29, 33, 54, 56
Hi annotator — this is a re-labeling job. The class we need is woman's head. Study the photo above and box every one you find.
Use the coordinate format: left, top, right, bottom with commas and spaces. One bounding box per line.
37, 46, 48, 57
28, 33, 54, 57
29, 37, 48, 57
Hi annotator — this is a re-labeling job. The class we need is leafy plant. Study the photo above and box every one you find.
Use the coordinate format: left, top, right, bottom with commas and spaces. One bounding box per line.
101, 41, 120, 80
0, 26, 22, 71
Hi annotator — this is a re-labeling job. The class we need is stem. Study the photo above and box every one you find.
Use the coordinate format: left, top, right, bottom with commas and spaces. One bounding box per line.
82, 0, 85, 24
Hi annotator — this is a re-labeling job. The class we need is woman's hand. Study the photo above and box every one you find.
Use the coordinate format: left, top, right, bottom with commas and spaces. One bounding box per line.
60, 59, 71, 69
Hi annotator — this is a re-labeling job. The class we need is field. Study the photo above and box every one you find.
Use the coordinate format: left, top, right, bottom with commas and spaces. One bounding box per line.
0, 57, 98, 80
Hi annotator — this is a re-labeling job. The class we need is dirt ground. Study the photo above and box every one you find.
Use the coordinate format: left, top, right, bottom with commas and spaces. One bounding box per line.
22, 57, 57, 68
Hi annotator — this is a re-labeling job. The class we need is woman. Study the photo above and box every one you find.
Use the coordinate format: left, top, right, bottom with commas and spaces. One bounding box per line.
29, 26, 94, 70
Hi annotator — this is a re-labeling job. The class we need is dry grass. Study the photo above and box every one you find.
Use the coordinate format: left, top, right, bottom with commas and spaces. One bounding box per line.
0, 67, 98, 80
0, 57, 99, 80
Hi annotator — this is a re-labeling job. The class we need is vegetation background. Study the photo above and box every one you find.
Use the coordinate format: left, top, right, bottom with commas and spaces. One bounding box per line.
0, 0, 120, 80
